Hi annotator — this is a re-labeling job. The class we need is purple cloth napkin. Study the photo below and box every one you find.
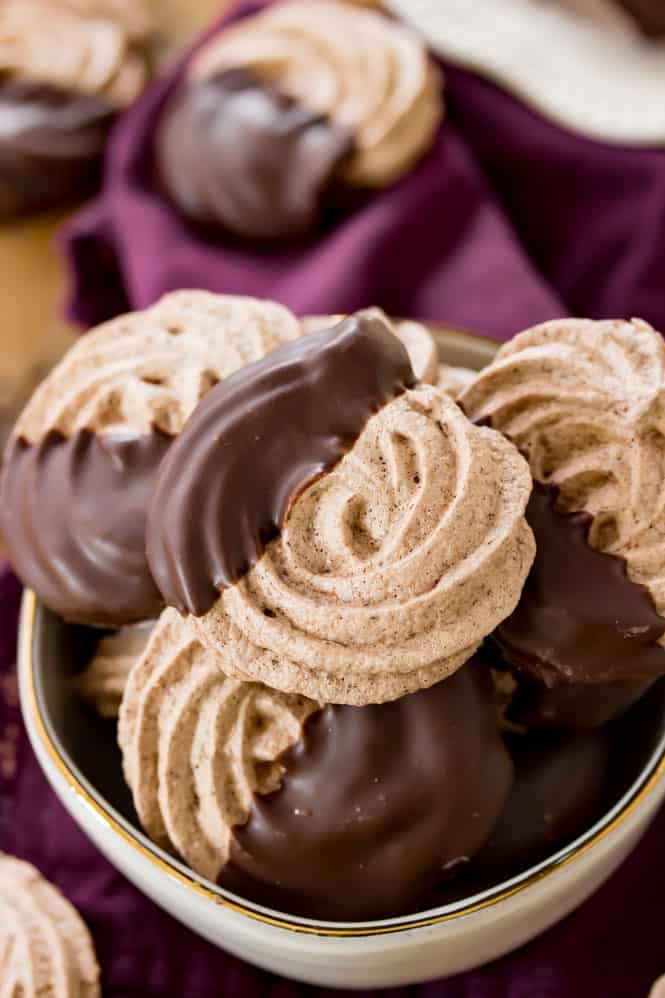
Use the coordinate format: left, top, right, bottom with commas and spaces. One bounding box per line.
1, 563, 665, 995
6, 3, 664, 994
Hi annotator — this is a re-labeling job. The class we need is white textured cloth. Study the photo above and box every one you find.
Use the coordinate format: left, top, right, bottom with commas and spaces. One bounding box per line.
386, 0, 665, 145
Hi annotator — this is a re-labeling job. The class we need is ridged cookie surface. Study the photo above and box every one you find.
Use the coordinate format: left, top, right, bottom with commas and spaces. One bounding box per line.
190, 384, 534, 704
118, 610, 320, 881
0, 855, 100, 998
460, 317, 665, 626
13, 291, 301, 443
0, 0, 150, 106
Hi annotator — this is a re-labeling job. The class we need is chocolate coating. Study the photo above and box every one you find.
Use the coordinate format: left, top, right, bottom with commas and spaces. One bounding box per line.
156, 69, 354, 241
614, 0, 665, 35
1, 429, 170, 626
0, 77, 115, 218
471, 727, 612, 875
496, 483, 665, 686
506, 670, 654, 729
220, 661, 514, 921
147, 312, 416, 616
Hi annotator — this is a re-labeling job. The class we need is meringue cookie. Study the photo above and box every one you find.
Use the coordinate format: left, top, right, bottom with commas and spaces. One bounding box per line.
146, 311, 533, 703
12, 291, 301, 443
190, 1, 443, 189
0, 0, 154, 216
193, 384, 534, 704
157, 1, 442, 240
0, 855, 100, 998
460, 318, 665, 630
76, 620, 154, 718
118, 611, 513, 919
118, 609, 320, 882
0, 0, 149, 107
1, 291, 301, 626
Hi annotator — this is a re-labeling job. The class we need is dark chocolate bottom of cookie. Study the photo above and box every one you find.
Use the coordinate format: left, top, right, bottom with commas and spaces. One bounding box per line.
0, 78, 115, 219
39, 609, 665, 922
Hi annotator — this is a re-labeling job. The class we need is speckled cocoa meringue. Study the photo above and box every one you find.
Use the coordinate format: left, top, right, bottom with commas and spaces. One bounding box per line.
460, 318, 665, 627
0, 855, 100, 998
190, 1, 443, 189
191, 384, 534, 705
0, 0, 151, 107
76, 620, 154, 718
301, 310, 439, 384
13, 291, 300, 442
118, 609, 320, 882
1, 291, 300, 626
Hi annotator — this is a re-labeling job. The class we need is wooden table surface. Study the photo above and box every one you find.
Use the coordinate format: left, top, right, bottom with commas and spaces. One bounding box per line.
0, 0, 225, 443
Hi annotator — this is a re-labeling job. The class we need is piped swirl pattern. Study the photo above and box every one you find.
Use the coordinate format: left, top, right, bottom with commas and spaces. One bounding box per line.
118, 610, 320, 882
194, 385, 535, 704
0, 0, 151, 106
12, 291, 301, 443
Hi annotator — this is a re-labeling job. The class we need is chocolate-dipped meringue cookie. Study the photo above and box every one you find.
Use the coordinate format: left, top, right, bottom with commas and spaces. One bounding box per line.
0, 0, 154, 216
156, 1, 443, 241
118, 611, 513, 920
0, 855, 100, 997
147, 310, 535, 705
0, 291, 301, 627
460, 318, 665, 689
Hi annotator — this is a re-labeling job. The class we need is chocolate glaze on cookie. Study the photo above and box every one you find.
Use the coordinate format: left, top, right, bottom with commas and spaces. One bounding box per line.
147, 312, 416, 616
613, 0, 665, 35
156, 69, 354, 240
220, 662, 514, 921
495, 483, 665, 686
1, 429, 171, 626
467, 726, 612, 876
0, 77, 115, 217
505, 670, 654, 730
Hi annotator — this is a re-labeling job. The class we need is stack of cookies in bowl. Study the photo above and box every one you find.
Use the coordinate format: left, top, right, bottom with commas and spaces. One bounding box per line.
4, 293, 665, 931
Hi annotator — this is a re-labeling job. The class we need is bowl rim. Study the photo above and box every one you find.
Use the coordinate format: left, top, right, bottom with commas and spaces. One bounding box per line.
18, 321, 665, 939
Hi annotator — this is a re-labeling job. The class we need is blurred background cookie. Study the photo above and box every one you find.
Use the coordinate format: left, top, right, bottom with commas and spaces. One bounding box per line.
156, 1, 443, 240
0, 0, 157, 218
0, 854, 100, 997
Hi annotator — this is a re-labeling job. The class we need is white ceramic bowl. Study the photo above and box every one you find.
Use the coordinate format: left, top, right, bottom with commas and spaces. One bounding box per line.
18, 325, 665, 990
